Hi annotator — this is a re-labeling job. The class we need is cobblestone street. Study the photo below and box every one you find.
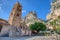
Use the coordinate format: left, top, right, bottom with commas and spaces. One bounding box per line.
0, 36, 60, 40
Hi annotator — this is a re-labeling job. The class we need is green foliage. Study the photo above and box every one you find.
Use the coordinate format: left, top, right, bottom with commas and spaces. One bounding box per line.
58, 15, 60, 19
50, 20, 56, 26
29, 22, 46, 33
55, 26, 60, 33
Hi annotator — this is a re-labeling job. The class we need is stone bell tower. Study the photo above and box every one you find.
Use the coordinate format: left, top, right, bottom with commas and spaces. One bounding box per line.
8, 2, 22, 27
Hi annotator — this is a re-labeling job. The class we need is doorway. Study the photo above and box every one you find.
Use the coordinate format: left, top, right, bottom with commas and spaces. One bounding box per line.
0, 24, 3, 32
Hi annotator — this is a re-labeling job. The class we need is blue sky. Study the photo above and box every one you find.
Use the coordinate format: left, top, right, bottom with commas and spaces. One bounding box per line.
0, 0, 51, 20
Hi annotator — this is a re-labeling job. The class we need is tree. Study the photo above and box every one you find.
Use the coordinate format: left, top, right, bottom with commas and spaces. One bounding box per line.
29, 22, 46, 33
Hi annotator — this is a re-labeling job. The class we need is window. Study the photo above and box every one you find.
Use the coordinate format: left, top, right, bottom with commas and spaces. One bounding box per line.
17, 14, 19, 16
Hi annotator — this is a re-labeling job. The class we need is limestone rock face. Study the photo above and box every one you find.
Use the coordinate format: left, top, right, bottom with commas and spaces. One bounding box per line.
46, 0, 60, 30
46, 0, 60, 21
23, 11, 45, 26
25, 11, 37, 24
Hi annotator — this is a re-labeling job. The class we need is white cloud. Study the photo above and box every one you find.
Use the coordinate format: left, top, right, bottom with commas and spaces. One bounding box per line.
22, 10, 26, 13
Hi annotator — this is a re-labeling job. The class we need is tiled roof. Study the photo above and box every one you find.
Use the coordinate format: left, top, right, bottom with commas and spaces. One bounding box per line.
0, 18, 10, 25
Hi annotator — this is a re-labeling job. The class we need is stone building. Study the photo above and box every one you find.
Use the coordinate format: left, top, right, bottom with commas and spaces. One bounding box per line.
8, 2, 22, 27
0, 2, 31, 37
0, 2, 45, 37
8, 2, 22, 36
0, 18, 10, 37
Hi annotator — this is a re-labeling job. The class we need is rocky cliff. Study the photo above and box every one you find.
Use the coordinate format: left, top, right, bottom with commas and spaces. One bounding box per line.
21, 11, 45, 26
46, 0, 60, 30
46, 0, 60, 22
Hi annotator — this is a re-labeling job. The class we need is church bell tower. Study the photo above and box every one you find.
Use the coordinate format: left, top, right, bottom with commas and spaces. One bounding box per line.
8, 2, 22, 27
